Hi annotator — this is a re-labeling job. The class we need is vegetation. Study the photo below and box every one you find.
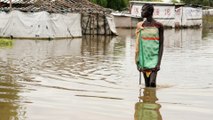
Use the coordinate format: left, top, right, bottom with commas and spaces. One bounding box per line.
137, 0, 162, 2
90, 0, 162, 11
0, 39, 13, 48
90, 0, 108, 7
181, 0, 213, 7
90, 0, 127, 11
90, 0, 212, 10
107, 0, 127, 11
171, 0, 179, 3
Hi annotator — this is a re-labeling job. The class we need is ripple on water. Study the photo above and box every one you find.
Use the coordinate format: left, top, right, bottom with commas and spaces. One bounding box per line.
0, 29, 213, 120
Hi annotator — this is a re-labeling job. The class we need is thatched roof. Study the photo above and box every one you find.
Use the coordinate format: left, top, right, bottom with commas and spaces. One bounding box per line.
0, 0, 112, 14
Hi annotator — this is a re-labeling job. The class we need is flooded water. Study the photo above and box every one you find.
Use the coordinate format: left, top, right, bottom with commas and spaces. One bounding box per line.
0, 28, 213, 120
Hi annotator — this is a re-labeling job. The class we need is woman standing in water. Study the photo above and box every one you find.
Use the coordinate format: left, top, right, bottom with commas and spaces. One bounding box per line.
135, 4, 164, 87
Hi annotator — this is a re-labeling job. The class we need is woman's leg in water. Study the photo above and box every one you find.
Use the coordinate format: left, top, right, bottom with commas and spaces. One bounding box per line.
143, 72, 150, 87
143, 71, 158, 87
149, 72, 157, 87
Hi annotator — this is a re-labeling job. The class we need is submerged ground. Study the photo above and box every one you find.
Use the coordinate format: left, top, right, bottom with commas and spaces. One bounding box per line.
0, 28, 213, 120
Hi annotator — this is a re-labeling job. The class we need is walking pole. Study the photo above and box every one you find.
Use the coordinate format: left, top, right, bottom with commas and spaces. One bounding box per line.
139, 71, 141, 85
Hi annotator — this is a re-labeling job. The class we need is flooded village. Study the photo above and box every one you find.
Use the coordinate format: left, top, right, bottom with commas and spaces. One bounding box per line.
0, 0, 213, 120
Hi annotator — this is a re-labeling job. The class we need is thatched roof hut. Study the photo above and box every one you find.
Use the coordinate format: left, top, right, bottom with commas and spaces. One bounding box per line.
0, 0, 117, 39
0, 0, 111, 14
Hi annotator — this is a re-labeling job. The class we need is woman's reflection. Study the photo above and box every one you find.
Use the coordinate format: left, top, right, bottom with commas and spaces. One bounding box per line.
134, 88, 162, 120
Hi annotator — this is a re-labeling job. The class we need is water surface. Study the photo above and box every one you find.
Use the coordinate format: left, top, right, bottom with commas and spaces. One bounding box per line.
0, 28, 213, 120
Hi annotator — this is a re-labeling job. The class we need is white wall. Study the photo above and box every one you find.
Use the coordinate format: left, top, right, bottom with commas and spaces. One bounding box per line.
131, 3, 176, 27
0, 10, 82, 38
131, 4, 175, 19
175, 7, 202, 27
203, 9, 213, 16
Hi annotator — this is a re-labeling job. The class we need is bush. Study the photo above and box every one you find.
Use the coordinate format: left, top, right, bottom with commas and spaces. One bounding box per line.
91, 0, 128, 11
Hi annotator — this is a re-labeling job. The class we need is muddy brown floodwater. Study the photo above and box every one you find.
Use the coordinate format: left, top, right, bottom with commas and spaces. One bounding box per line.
0, 28, 213, 120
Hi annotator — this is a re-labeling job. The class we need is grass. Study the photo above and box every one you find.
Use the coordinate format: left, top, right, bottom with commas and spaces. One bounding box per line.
0, 39, 13, 48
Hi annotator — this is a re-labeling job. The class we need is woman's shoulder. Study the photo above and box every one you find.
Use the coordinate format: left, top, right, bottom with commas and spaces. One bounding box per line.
137, 21, 144, 29
154, 21, 163, 28
136, 21, 144, 34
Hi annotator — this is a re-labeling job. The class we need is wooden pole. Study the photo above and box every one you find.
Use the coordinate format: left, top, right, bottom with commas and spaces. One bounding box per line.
96, 13, 99, 35
139, 71, 141, 85
103, 14, 106, 35
9, 0, 12, 10
84, 14, 90, 35
81, 14, 83, 34
89, 14, 92, 35
92, 15, 95, 36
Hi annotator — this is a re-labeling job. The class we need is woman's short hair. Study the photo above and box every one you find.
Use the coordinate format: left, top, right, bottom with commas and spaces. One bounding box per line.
142, 3, 154, 15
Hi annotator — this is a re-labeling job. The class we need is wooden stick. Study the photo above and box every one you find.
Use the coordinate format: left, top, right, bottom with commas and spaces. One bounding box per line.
96, 13, 99, 35
9, 0, 12, 10
104, 14, 106, 35
139, 71, 142, 85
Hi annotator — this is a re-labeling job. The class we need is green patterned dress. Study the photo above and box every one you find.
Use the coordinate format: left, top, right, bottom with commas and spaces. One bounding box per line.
137, 27, 160, 70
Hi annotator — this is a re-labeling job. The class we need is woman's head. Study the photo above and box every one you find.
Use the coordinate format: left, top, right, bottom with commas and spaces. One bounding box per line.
141, 4, 154, 18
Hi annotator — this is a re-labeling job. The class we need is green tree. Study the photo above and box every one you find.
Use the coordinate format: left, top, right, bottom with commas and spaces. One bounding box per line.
90, 0, 107, 7
171, 0, 179, 3
107, 0, 127, 11
97, 0, 108, 7
90, 0, 128, 11
90, 0, 167, 11
90, 0, 97, 4
181, 0, 212, 6
133, 0, 163, 2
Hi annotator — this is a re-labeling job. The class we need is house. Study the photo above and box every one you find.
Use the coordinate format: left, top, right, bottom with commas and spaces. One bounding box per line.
203, 9, 213, 16
113, 1, 202, 28
175, 3, 202, 27
0, 0, 117, 39
130, 1, 175, 27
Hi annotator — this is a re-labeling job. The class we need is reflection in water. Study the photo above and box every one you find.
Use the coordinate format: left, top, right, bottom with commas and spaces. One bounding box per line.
81, 35, 126, 58
0, 28, 212, 119
36, 36, 124, 85
134, 88, 162, 120
0, 59, 26, 120
81, 35, 112, 55
163, 29, 202, 48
